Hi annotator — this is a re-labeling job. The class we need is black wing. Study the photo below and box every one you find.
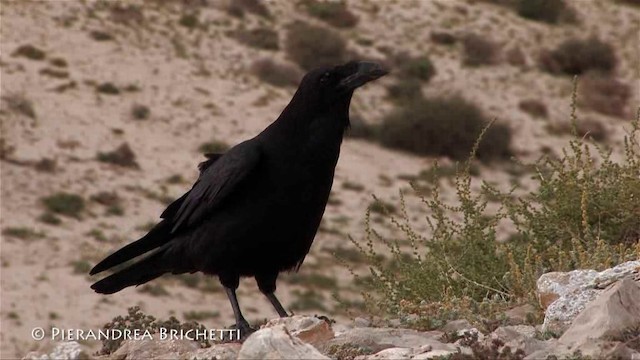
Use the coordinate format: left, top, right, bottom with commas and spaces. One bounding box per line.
171, 140, 262, 233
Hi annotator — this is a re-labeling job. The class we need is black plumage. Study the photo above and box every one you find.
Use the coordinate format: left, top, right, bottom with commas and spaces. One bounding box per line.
90, 61, 387, 336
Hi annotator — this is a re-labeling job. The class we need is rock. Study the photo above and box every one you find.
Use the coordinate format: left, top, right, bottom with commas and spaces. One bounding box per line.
359, 347, 413, 359
503, 304, 537, 325
238, 324, 329, 360
490, 326, 547, 356
319, 327, 457, 355
357, 345, 457, 360
560, 277, 640, 347
354, 317, 372, 328
441, 319, 473, 333
537, 260, 640, 333
22, 341, 91, 360
537, 269, 599, 310
263, 315, 334, 346
189, 343, 241, 360
112, 339, 200, 359
526, 339, 638, 360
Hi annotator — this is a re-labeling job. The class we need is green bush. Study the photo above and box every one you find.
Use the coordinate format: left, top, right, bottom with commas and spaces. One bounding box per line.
285, 21, 347, 71
303, 0, 358, 28
344, 82, 640, 328
379, 96, 512, 162
42, 192, 85, 218
540, 37, 617, 75
251, 58, 302, 87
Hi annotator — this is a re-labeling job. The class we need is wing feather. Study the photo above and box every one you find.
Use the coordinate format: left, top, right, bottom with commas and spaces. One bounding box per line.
171, 140, 261, 233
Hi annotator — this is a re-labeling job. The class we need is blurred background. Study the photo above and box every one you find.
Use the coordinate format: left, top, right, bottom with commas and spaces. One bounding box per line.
1, 0, 638, 357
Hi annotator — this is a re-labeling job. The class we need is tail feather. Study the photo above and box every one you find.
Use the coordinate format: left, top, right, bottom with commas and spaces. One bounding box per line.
90, 220, 173, 275
91, 250, 169, 294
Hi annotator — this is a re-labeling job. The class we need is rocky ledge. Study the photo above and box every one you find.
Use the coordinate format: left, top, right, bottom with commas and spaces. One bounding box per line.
24, 261, 640, 360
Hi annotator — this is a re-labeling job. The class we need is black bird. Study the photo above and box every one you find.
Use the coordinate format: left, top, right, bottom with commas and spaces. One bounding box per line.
90, 61, 388, 336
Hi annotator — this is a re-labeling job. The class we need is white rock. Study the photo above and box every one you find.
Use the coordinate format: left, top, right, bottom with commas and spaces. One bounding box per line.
112, 338, 200, 359
560, 277, 640, 347
264, 315, 334, 346
22, 341, 88, 360
189, 343, 241, 360
238, 324, 329, 360
537, 260, 640, 333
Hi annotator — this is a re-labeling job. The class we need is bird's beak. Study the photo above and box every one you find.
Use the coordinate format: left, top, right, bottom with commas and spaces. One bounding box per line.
338, 61, 389, 91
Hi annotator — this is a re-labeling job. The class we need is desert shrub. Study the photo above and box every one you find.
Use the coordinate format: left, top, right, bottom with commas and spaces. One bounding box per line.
346, 82, 640, 326
3, 227, 44, 240
251, 58, 302, 87
580, 72, 630, 118
540, 37, 616, 75
430, 31, 457, 45
96, 82, 120, 95
462, 33, 499, 66
42, 192, 85, 218
89, 30, 114, 41
548, 117, 608, 142
518, 99, 548, 118
347, 114, 376, 139
2, 93, 36, 119
12, 44, 46, 60
515, 0, 575, 23
198, 140, 229, 154
233, 27, 279, 50
303, 0, 358, 28
97, 143, 139, 168
379, 96, 512, 162
178, 13, 199, 29
131, 103, 150, 120
392, 54, 436, 83
98, 307, 210, 355
227, 0, 271, 18
385, 79, 423, 104
285, 21, 347, 70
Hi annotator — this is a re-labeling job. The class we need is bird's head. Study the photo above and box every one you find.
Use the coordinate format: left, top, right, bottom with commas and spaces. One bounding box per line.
291, 61, 388, 117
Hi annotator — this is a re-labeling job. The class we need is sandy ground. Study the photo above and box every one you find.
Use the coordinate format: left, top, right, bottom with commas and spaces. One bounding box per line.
1, 0, 638, 358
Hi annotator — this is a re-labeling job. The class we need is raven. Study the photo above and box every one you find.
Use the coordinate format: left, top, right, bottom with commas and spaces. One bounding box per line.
90, 61, 387, 336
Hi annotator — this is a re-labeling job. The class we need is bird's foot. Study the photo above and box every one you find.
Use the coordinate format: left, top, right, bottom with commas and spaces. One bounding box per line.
223, 321, 256, 342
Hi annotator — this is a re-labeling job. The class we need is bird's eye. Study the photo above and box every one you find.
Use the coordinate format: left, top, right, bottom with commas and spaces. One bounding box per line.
320, 72, 331, 83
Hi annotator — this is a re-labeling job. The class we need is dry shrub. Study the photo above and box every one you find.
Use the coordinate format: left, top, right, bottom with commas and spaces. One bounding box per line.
251, 58, 302, 87
539, 37, 617, 75
430, 31, 457, 45
505, 47, 527, 67
516, 0, 576, 24
303, 0, 358, 28
109, 4, 144, 24
232, 27, 279, 50
379, 96, 512, 161
518, 99, 548, 118
285, 21, 347, 70
97, 143, 139, 168
548, 117, 608, 142
227, 0, 271, 18
462, 33, 499, 66
391, 53, 436, 83
580, 72, 631, 118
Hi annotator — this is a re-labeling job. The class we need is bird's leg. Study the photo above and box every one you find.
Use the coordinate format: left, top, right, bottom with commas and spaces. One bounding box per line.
224, 286, 255, 339
256, 273, 290, 317
266, 292, 289, 318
